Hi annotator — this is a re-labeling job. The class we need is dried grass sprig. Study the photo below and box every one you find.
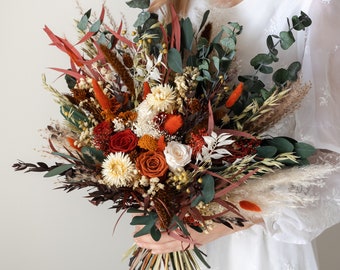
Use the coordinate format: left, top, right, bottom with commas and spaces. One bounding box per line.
42, 74, 73, 106
234, 80, 311, 133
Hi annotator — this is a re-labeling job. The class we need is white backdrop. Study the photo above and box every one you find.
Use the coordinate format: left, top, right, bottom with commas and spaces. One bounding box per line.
1, 0, 339, 270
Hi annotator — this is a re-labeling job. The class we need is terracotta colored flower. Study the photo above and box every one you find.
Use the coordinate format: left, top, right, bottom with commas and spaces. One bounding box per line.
136, 151, 168, 178
108, 129, 138, 153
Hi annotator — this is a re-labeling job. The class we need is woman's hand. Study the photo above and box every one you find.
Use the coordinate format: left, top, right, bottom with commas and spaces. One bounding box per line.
134, 219, 261, 254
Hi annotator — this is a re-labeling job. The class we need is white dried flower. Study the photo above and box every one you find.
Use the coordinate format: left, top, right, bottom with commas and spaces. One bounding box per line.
101, 152, 137, 187
146, 84, 176, 113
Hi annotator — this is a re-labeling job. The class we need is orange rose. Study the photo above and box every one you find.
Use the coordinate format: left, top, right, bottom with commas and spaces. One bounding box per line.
136, 151, 168, 178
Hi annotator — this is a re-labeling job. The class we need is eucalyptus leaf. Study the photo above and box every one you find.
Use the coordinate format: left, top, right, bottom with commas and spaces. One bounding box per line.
299, 11, 312, 28
181, 18, 194, 50
193, 246, 211, 269
294, 142, 316, 159
126, 0, 150, 9
268, 137, 294, 153
279, 30, 295, 50
220, 37, 236, 51
77, 9, 91, 31
292, 15, 305, 31
133, 11, 151, 27
198, 10, 210, 32
133, 223, 154, 238
272, 68, 290, 86
256, 145, 277, 158
228, 22, 242, 34
250, 53, 273, 68
44, 164, 74, 177
212, 56, 220, 71
52, 152, 80, 161
168, 48, 183, 73
130, 214, 155, 225
191, 194, 203, 207
259, 65, 273, 74
127, 208, 145, 214
287, 61, 301, 81
150, 226, 161, 241
89, 18, 102, 33
266, 35, 278, 56
171, 216, 190, 235
201, 174, 215, 203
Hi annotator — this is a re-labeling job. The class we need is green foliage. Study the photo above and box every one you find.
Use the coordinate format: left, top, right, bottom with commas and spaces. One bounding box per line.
168, 48, 183, 73
81, 146, 105, 165
257, 137, 316, 165
126, 0, 150, 9
256, 145, 277, 158
77, 9, 91, 31
294, 142, 316, 159
133, 11, 151, 27
191, 174, 215, 206
65, 73, 77, 89
89, 18, 102, 33
51, 152, 80, 162
193, 246, 211, 269
60, 105, 92, 130
181, 18, 194, 50
44, 164, 74, 177
131, 212, 161, 241
230, 11, 312, 119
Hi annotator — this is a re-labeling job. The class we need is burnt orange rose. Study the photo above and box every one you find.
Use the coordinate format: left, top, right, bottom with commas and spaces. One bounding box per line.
136, 151, 168, 178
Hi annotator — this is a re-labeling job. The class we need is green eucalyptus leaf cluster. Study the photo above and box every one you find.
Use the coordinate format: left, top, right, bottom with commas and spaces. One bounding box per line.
130, 212, 162, 241
257, 136, 316, 165
232, 11, 312, 116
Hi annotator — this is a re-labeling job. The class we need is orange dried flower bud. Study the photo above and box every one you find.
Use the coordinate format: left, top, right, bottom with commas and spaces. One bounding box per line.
164, 114, 183, 135
225, 82, 244, 108
157, 135, 166, 152
239, 200, 262, 212
66, 137, 80, 151
92, 79, 111, 111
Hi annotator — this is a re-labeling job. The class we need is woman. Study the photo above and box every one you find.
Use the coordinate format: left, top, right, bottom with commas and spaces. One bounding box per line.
135, 0, 340, 269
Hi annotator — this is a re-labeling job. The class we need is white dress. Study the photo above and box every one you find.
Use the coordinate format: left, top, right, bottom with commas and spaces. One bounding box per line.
184, 0, 340, 269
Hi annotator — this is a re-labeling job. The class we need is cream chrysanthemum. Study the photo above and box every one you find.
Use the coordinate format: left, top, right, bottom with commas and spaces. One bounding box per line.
101, 152, 137, 187
146, 84, 176, 113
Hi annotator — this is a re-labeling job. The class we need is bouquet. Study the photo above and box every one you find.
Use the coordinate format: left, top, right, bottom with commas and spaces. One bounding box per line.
14, 1, 327, 269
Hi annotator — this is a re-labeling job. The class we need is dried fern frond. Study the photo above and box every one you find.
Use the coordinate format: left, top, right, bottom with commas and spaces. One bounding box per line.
234, 80, 311, 133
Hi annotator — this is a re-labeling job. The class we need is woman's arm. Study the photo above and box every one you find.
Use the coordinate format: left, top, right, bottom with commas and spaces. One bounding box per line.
134, 218, 262, 254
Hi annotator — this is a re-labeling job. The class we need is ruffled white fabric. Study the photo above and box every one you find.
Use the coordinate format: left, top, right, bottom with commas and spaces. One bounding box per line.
183, 0, 340, 269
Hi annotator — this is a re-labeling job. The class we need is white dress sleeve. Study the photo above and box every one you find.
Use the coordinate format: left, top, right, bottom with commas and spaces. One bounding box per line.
263, 0, 340, 244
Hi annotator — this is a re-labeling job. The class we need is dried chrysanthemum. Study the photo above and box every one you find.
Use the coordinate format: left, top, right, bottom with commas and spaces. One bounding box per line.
146, 84, 176, 113
101, 152, 137, 187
